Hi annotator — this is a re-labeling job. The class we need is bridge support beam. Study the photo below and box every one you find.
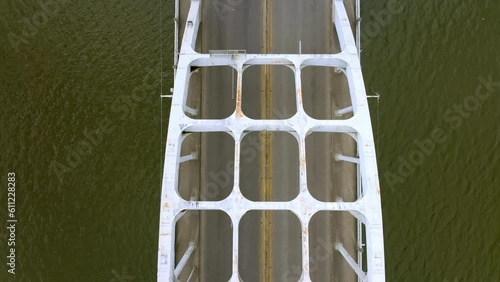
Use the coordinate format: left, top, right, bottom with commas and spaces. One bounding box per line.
336, 153, 360, 164
336, 105, 354, 116
173, 242, 196, 279
336, 243, 367, 281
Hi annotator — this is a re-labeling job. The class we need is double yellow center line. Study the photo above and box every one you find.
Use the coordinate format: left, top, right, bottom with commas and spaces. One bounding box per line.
259, 0, 273, 281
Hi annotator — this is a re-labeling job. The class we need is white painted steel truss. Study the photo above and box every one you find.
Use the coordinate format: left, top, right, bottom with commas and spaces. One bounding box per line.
159, 0, 385, 281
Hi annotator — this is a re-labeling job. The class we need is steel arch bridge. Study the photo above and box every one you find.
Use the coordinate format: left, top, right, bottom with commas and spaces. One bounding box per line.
158, 0, 385, 281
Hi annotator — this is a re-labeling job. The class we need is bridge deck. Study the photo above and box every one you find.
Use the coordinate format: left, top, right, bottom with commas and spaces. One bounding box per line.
159, 1, 385, 281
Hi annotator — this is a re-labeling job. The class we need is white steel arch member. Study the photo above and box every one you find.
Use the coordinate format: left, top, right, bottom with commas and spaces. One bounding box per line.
158, 0, 385, 281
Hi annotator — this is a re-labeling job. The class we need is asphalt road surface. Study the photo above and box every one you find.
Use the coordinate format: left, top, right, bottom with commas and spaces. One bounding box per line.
176, 1, 359, 281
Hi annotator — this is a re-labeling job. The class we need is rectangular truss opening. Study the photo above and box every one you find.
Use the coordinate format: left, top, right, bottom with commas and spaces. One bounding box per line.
309, 211, 367, 282
240, 131, 300, 201
185, 66, 237, 119
178, 132, 235, 201
239, 210, 302, 282
302, 66, 353, 120
242, 65, 297, 119
175, 210, 233, 282
306, 132, 358, 202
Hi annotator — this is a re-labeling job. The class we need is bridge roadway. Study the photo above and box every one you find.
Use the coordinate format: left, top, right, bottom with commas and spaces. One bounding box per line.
176, 0, 359, 281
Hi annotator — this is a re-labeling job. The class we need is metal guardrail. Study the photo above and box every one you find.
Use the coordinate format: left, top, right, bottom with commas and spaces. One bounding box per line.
209, 50, 247, 58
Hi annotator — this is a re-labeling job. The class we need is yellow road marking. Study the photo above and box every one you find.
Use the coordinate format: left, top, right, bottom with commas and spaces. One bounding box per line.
260, 0, 273, 281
